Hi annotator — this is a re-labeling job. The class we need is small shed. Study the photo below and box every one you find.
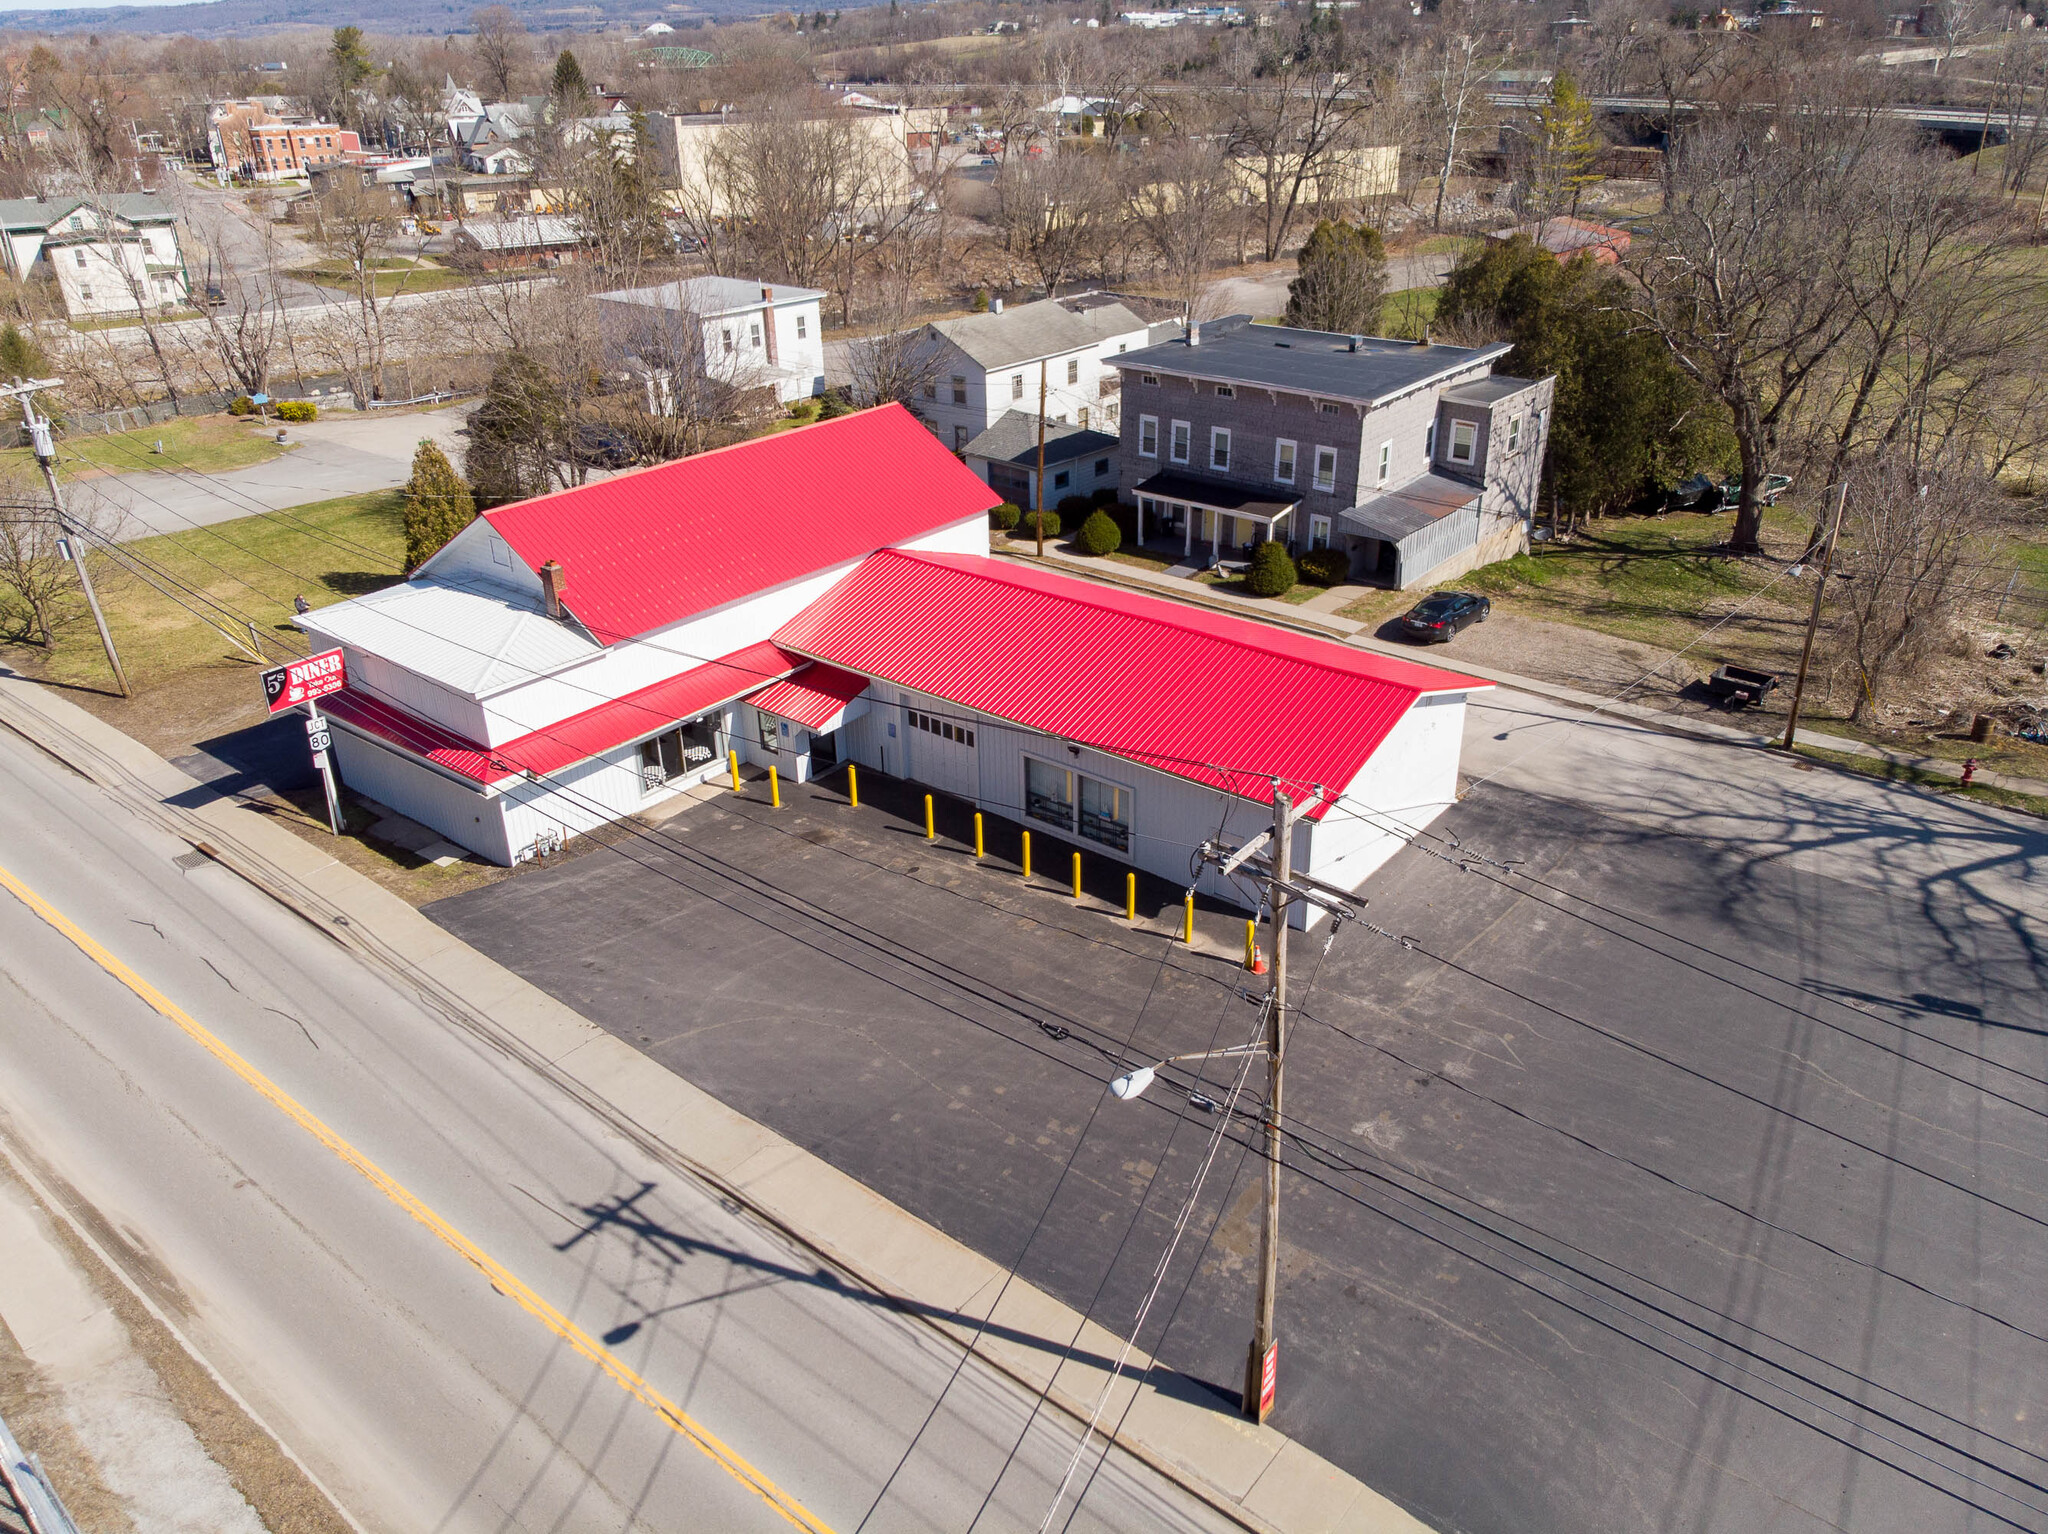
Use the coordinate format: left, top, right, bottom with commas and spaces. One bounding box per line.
450, 214, 586, 269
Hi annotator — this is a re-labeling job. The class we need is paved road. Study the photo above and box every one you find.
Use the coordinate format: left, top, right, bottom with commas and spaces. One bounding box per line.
427, 685, 2048, 1534
0, 723, 1248, 1534
88, 405, 475, 539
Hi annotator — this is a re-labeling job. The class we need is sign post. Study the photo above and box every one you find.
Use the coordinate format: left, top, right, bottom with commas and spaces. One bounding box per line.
262, 649, 346, 835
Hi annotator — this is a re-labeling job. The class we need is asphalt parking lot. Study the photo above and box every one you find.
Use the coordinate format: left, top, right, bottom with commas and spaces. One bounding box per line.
426, 755, 2048, 1534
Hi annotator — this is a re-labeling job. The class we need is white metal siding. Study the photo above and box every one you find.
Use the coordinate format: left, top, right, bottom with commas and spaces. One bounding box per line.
329, 729, 511, 863
1303, 695, 1466, 902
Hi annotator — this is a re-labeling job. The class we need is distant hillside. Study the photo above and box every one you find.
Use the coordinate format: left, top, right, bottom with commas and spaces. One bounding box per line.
0, 0, 840, 38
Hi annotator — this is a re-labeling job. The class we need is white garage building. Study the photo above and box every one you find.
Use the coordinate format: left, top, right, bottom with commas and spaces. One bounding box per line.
299, 405, 1487, 914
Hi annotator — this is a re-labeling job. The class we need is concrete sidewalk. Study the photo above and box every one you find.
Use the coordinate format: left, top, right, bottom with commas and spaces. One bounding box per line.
0, 666, 1432, 1534
1003, 542, 2048, 802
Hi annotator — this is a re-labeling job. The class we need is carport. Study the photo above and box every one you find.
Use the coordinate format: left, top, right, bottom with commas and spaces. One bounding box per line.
1336, 472, 1481, 589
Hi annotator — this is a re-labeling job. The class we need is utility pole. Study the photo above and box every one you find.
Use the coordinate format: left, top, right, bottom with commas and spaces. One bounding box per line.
1780, 481, 1847, 754
1186, 795, 1355, 1426
1035, 358, 1048, 558
7, 379, 128, 698
1245, 783, 1292, 1425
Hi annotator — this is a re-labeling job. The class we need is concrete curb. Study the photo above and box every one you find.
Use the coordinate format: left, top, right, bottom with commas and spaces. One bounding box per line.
997, 544, 2048, 801
0, 668, 1433, 1534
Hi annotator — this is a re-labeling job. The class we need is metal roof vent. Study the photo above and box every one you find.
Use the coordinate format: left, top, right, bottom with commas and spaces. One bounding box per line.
991, 297, 1004, 313
1348, 334, 1362, 352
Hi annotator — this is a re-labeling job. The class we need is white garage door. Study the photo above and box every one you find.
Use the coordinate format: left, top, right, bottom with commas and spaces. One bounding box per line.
903, 706, 977, 800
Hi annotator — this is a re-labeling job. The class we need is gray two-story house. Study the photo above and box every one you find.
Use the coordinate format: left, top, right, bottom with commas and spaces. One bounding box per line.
1111, 316, 1555, 589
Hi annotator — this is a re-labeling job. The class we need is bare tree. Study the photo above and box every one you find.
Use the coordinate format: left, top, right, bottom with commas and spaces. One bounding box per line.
0, 471, 123, 648
304, 176, 432, 406
1414, 21, 1505, 233
470, 7, 527, 103
1130, 138, 1239, 325
174, 186, 291, 398
1223, 16, 1380, 259
1628, 99, 1901, 554
1831, 455, 2002, 720
991, 144, 1121, 294
709, 103, 868, 291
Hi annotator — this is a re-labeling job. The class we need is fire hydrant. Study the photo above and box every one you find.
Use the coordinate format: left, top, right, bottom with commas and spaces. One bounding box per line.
1960, 758, 1980, 787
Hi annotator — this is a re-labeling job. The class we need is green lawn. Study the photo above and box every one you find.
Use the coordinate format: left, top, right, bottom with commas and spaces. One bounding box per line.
69, 309, 204, 332
289, 259, 471, 297
1381, 287, 1439, 339
1793, 743, 2048, 820
2, 490, 404, 692
1341, 506, 1810, 651
7, 414, 292, 481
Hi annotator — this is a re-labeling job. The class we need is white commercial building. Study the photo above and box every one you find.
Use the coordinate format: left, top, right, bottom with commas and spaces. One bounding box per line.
296, 404, 1488, 920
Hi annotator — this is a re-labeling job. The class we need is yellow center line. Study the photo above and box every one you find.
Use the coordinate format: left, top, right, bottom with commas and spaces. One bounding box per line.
0, 862, 837, 1534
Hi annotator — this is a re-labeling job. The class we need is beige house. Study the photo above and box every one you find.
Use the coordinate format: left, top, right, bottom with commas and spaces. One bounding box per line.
644, 107, 913, 216
1232, 142, 1400, 206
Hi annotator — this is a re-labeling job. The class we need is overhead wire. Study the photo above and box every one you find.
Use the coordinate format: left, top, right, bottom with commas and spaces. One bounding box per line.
53, 458, 2048, 1521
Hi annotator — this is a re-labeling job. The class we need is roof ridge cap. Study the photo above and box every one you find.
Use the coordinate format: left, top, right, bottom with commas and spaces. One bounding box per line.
884, 549, 1440, 691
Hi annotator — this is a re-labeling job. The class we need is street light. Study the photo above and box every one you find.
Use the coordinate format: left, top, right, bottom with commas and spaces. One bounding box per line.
1110, 1041, 1267, 1103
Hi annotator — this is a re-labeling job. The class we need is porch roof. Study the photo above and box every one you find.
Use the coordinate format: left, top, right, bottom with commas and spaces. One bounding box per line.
1133, 470, 1296, 521
1337, 473, 1480, 543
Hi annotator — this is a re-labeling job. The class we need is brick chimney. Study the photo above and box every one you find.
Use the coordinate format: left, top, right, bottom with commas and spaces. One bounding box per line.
540, 559, 567, 619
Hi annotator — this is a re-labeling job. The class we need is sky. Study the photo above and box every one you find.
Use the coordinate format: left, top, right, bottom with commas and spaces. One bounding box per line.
0, 0, 215, 10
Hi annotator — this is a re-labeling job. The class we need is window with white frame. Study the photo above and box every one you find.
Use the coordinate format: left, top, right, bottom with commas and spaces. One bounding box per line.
1450, 420, 1476, 464
952, 375, 968, 404
923, 381, 937, 400
74, 249, 86, 267
1078, 774, 1131, 853
1025, 757, 1073, 831
1425, 418, 1437, 460
795, 313, 807, 339
1078, 406, 1090, 429
1508, 413, 1523, 451
1067, 357, 1079, 385
1210, 427, 1231, 472
721, 327, 734, 355
1309, 514, 1331, 550
1139, 414, 1159, 457
1170, 420, 1191, 464
1273, 439, 1296, 485
749, 320, 762, 349
1141, 372, 1158, 386
1377, 440, 1392, 485
1215, 384, 1233, 398
1318, 401, 1340, 415
1011, 373, 1024, 400
1313, 445, 1338, 493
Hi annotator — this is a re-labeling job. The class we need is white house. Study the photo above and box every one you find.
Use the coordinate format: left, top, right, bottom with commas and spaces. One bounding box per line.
595, 276, 827, 406
910, 294, 1163, 452
0, 194, 188, 319
292, 404, 1489, 920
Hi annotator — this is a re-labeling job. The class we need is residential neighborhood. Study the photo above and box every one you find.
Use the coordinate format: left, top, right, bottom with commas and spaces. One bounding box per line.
0, 4, 2042, 1534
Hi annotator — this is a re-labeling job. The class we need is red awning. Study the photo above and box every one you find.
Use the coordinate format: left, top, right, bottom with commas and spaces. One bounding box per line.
749, 662, 870, 731
322, 639, 801, 787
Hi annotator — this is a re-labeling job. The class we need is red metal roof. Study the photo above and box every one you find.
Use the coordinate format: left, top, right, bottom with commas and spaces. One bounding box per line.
773, 553, 1490, 818
322, 639, 802, 786
477, 405, 997, 645
749, 662, 870, 730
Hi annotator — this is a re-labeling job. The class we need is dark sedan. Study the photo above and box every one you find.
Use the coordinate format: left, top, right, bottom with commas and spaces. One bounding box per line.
1398, 591, 1489, 643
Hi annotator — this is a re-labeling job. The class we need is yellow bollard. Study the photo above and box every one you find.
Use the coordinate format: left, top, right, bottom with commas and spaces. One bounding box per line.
924, 793, 936, 841
974, 812, 985, 858
847, 763, 858, 808
1126, 871, 1137, 922
1245, 918, 1257, 969
1072, 852, 1082, 901
728, 749, 741, 792
1022, 831, 1031, 880
1184, 891, 1195, 945
770, 764, 781, 809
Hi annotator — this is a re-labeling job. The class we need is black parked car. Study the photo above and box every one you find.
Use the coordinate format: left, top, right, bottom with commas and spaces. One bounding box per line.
1398, 591, 1489, 643
572, 425, 636, 470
